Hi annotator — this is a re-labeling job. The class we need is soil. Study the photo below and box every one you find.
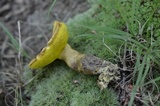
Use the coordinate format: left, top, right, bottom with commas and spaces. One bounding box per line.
0, 0, 89, 105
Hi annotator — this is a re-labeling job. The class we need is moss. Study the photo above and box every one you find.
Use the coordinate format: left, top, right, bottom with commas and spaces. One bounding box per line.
29, 61, 118, 106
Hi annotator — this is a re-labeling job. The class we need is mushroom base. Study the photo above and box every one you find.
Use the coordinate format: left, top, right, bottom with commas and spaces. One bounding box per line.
79, 55, 120, 90
59, 44, 120, 90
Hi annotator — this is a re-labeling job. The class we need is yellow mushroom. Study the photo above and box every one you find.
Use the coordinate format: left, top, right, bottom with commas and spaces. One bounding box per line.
29, 21, 68, 69
28, 21, 120, 90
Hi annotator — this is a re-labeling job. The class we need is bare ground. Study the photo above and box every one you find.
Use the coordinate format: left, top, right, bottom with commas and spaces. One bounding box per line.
0, 0, 89, 105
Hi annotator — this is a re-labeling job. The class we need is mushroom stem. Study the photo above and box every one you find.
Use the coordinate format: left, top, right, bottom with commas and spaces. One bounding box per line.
58, 44, 85, 71
58, 43, 120, 90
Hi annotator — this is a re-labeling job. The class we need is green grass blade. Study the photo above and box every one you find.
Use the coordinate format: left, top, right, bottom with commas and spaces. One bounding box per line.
78, 32, 147, 50
148, 54, 160, 66
143, 77, 160, 86
112, 0, 128, 24
0, 21, 19, 50
130, 0, 140, 34
132, 48, 141, 80
47, 0, 57, 17
0, 21, 29, 58
81, 25, 149, 50
140, 57, 150, 85
82, 25, 133, 37
129, 52, 147, 106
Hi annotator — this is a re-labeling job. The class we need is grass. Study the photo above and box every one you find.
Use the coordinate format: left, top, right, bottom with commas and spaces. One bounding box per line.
0, 22, 19, 50
47, 0, 57, 17
0, 20, 28, 106
0, 21, 29, 58
1, 0, 160, 105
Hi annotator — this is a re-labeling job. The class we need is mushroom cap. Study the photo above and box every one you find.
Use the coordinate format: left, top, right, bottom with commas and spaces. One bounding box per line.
28, 21, 68, 69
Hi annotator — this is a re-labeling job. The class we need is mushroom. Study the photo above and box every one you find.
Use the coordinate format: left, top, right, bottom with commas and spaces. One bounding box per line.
28, 21, 120, 90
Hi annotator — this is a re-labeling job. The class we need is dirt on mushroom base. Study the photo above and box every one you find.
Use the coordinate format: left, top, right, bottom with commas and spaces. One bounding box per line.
0, 0, 89, 105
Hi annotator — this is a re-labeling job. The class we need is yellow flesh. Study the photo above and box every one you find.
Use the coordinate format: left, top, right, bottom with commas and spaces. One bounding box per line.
28, 21, 68, 69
